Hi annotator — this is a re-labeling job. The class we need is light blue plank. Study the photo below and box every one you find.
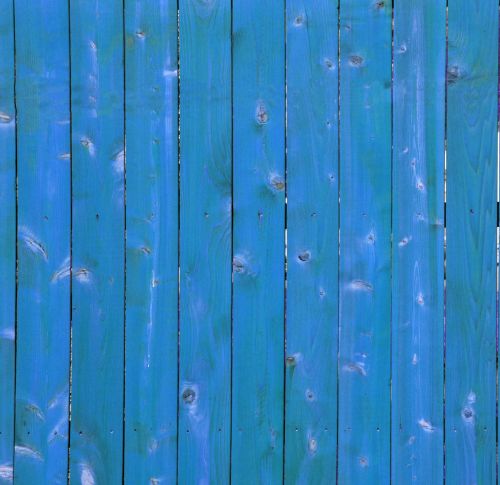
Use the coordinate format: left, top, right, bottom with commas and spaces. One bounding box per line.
285, 1, 339, 483
14, 0, 71, 482
231, 0, 285, 482
124, 0, 178, 483
178, 0, 232, 483
0, 0, 16, 482
69, 0, 125, 482
391, 1, 446, 482
338, 1, 392, 482
445, 1, 498, 483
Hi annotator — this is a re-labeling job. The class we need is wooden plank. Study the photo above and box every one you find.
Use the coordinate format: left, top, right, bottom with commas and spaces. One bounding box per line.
69, 0, 125, 482
178, 0, 231, 482
0, 0, 16, 482
231, 0, 285, 482
13, 0, 71, 482
445, 1, 498, 483
391, 1, 446, 482
123, 0, 178, 483
284, 2, 339, 483
338, 1, 392, 482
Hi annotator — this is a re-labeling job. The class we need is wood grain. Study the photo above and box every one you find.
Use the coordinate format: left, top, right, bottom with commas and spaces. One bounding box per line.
178, 0, 232, 482
446, 1, 498, 483
124, 1, 179, 483
338, 1, 392, 482
70, 0, 125, 482
285, 1, 339, 483
14, 0, 71, 481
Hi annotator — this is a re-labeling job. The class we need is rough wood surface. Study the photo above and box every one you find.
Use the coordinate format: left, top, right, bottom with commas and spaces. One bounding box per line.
124, 1, 179, 483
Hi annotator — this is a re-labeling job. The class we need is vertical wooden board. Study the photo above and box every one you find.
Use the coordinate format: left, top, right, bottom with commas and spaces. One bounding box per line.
178, 0, 231, 483
14, 0, 71, 482
338, 1, 392, 482
124, 1, 178, 483
70, 0, 125, 482
391, 1, 446, 482
231, 0, 285, 482
284, 2, 339, 483
0, 0, 16, 482
446, 1, 498, 483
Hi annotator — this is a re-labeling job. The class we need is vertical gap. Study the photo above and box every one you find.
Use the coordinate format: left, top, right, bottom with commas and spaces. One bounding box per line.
67, 0, 73, 480
335, 0, 341, 482
175, 3, 181, 483
496, 4, 500, 483
389, 2, 395, 483
11, 0, 18, 479
282, 2, 288, 483
443, 2, 448, 483
229, 0, 234, 481
121, 0, 127, 482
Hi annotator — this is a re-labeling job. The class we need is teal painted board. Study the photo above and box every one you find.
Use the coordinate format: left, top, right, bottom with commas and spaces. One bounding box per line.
178, 0, 231, 483
338, 1, 392, 482
70, 0, 125, 482
124, 0, 178, 483
391, 1, 445, 482
232, 0, 285, 482
14, 0, 71, 482
446, 1, 498, 483
285, 1, 339, 483
0, 0, 16, 481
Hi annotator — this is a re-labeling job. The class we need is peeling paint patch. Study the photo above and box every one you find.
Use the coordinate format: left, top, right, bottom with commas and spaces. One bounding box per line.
19, 226, 48, 261
15, 445, 43, 462
80, 463, 96, 485
0, 464, 13, 481
418, 418, 435, 433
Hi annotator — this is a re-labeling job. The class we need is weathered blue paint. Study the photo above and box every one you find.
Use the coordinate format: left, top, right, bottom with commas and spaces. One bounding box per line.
231, 0, 285, 482
0, 1, 16, 482
446, 1, 498, 483
391, 1, 446, 482
69, 0, 125, 482
338, 1, 392, 482
14, 0, 71, 482
178, 0, 232, 483
124, 1, 179, 483
285, 1, 339, 483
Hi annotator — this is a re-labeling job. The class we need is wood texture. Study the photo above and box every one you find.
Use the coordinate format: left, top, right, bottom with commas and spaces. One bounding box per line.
338, 1, 392, 482
14, 0, 71, 482
231, 0, 285, 482
69, 1, 125, 482
178, 1, 232, 482
445, 1, 498, 483
391, 1, 446, 482
285, 2, 339, 483
124, 1, 178, 483
0, 0, 16, 481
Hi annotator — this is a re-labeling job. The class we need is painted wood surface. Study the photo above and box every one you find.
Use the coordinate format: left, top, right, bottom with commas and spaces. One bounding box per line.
445, 1, 498, 483
3, 2, 500, 483
231, 1, 285, 482
124, 1, 178, 483
69, 0, 125, 482
14, 0, 71, 482
178, 0, 232, 483
338, 1, 392, 482
285, 2, 339, 483
0, 0, 16, 482
392, 1, 446, 482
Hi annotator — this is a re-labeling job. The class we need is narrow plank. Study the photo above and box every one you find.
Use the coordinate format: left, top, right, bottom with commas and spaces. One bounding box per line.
445, 0, 498, 483
69, 0, 125, 482
231, 0, 285, 481
391, 1, 446, 482
178, 0, 232, 482
124, 0, 178, 483
0, 0, 16, 482
14, 0, 71, 482
285, 1, 339, 483
338, 1, 392, 482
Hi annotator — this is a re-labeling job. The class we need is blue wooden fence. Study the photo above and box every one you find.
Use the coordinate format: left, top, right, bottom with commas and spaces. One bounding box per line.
0, 1, 498, 484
